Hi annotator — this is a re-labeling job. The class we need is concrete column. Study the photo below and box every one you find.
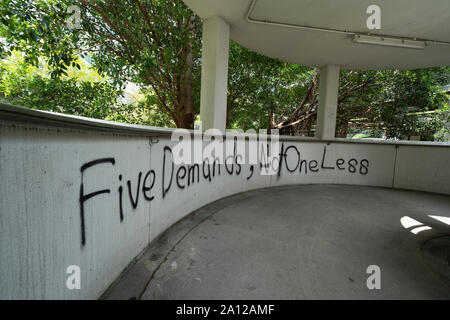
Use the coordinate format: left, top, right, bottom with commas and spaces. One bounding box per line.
315, 65, 340, 139
200, 16, 230, 132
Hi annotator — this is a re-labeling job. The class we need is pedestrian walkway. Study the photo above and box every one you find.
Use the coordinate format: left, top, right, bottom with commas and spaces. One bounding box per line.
104, 185, 450, 299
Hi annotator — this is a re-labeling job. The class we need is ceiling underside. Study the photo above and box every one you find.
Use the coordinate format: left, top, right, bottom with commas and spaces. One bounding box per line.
183, 0, 450, 70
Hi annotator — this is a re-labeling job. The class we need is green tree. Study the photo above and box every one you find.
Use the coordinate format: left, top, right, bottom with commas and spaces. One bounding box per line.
227, 43, 449, 140
0, 54, 124, 119
339, 68, 449, 140
0, 0, 202, 128
1, 0, 448, 140
227, 41, 316, 133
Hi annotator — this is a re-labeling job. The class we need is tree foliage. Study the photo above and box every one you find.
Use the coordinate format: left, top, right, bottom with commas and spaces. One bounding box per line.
227, 41, 315, 132
1, 0, 202, 128
0, 54, 122, 118
1, 0, 448, 140
227, 43, 449, 140
0, 0, 83, 75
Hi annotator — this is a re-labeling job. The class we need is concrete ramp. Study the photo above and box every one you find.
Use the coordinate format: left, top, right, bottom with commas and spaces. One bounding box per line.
105, 185, 450, 300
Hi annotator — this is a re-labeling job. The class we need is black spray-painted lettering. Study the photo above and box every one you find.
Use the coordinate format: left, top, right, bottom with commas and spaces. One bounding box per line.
78, 144, 371, 246
79, 157, 115, 247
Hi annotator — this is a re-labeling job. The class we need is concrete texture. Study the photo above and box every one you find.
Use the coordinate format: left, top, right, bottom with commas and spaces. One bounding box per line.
182, 0, 450, 69
200, 16, 230, 131
105, 185, 450, 300
316, 65, 340, 140
2, 106, 449, 299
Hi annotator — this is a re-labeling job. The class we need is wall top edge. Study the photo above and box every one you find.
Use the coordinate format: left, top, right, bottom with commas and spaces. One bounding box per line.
1, 103, 449, 148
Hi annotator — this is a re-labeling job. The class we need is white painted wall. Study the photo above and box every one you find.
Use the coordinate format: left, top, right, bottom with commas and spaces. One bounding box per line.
394, 145, 450, 194
0, 125, 151, 299
0, 111, 449, 299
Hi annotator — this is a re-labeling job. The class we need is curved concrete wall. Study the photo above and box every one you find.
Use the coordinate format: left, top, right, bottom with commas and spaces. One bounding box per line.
1, 104, 449, 299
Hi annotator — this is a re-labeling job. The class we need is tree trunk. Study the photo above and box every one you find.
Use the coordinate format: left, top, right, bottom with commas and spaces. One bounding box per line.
181, 38, 194, 129
176, 17, 195, 129
336, 121, 349, 138
226, 99, 233, 128
306, 115, 315, 136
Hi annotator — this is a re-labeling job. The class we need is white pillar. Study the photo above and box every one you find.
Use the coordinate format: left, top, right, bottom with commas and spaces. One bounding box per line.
200, 16, 230, 132
315, 65, 340, 139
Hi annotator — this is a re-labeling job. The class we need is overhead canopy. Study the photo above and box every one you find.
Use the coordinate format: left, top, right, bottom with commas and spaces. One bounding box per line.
183, 0, 450, 70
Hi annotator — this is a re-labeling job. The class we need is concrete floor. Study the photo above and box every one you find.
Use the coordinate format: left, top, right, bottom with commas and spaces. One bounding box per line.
104, 185, 450, 300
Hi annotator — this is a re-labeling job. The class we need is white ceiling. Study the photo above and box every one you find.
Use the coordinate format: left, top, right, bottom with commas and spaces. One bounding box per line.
183, 0, 450, 70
